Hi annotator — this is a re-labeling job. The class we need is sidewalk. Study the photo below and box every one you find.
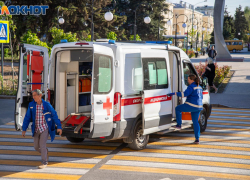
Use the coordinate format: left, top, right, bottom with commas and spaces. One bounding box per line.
191, 51, 250, 109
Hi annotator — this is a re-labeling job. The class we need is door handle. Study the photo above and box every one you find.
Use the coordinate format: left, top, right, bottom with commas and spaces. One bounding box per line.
96, 100, 103, 104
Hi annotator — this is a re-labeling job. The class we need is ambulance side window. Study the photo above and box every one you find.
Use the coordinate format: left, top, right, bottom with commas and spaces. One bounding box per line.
183, 62, 196, 86
143, 58, 168, 90
93, 54, 112, 94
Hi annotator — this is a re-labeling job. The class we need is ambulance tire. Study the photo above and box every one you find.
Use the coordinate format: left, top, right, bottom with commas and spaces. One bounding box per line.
199, 107, 207, 133
66, 136, 85, 143
128, 121, 149, 150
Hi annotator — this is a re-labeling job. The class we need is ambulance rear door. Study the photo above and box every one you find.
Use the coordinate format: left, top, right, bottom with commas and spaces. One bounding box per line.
15, 44, 49, 131
90, 44, 115, 138
141, 49, 172, 135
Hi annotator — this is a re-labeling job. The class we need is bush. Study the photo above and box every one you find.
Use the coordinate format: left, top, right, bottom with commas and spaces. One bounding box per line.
194, 62, 231, 86
188, 50, 195, 58
107, 31, 117, 40
129, 34, 142, 41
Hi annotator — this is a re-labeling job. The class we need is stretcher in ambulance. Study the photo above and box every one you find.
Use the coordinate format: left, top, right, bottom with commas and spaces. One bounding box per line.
15, 41, 212, 150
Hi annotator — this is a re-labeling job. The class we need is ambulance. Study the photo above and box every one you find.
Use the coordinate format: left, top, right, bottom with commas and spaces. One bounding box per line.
15, 40, 212, 150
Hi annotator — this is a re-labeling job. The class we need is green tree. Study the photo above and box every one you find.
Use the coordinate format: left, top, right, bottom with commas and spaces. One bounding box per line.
107, 31, 117, 40
49, 27, 78, 46
234, 5, 249, 40
21, 30, 51, 54
129, 34, 142, 41
223, 8, 235, 40
116, 0, 169, 40
244, 6, 250, 31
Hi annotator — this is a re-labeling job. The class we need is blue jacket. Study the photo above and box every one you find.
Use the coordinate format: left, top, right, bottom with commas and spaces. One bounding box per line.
22, 99, 62, 142
176, 82, 203, 110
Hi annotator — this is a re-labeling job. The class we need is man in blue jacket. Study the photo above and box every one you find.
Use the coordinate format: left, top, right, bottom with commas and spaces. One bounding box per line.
22, 89, 62, 169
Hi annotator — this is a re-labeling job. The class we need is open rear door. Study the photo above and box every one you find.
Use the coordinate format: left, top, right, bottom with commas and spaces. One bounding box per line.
90, 44, 114, 138
141, 49, 172, 135
15, 44, 49, 130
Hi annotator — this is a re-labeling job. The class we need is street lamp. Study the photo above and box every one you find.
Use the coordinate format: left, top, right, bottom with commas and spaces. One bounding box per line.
157, 9, 173, 40
201, 21, 212, 49
57, 6, 65, 28
133, 2, 153, 41
90, 0, 115, 41
172, 14, 189, 46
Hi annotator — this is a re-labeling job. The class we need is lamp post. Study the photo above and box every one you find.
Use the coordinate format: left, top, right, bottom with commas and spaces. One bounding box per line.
133, 2, 153, 41
90, 0, 114, 41
158, 9, 173, 41
172, 14, 188, 47
57, 6, 65, 28
201, 21, 211, 49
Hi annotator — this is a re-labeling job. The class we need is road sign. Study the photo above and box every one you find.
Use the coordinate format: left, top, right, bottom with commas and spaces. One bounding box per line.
0, 21, 9, 43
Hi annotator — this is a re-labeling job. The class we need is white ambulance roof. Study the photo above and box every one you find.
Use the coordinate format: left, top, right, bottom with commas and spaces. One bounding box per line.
50, 41, 190, 62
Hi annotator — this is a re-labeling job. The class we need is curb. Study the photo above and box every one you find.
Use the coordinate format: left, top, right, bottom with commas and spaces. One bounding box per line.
0, 95, 16, 99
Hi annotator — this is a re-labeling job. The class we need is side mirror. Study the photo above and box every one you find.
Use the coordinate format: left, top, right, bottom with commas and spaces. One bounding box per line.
202, 77, 208, 90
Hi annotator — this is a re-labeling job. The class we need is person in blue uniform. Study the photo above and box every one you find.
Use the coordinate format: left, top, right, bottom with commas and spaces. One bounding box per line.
168, 74, 203, 144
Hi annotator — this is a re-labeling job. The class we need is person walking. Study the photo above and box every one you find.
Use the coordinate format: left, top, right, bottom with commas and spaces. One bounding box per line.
208, 46, 217, 60
168, 74, 203, 144
22, 89, 62, 169
204, 57, 218, 93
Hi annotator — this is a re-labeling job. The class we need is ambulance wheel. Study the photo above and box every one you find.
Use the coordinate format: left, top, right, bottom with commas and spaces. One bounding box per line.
199, 107, 207, 133
66, 136, 85, 143
128, 121, 149, 150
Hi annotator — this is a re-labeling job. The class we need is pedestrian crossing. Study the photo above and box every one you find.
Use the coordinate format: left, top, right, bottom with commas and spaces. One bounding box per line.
0, 107, 250, 180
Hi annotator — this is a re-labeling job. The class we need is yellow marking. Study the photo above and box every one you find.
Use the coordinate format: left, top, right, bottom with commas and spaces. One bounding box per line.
211, 114, 250, 118
212, 110, 250, 114
148, 142, 250, 152
100, 165, 250, 180
0, 133, 67, 140
112, 155, 250, 169
5, 122, 15, 125
207, 122, 250, 127
0, 141, 116, 151
122, 148, 250, 160
0, 150, 106, 159
213, 108, 250, 111
151, 136, 250, 145
207, 127, 250, 131
202, 132, 250, 137
0, 172, 81, 180
209, 118, 250, 122
0, 159, 95, 169
0, 128, 31, 132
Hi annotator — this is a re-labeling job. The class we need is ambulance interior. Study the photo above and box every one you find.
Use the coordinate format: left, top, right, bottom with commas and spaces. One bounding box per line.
56, 49, 93, 128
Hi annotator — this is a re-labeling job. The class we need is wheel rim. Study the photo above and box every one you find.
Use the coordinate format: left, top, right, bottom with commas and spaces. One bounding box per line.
200, 113, 206, 127
136, 127, 146, 147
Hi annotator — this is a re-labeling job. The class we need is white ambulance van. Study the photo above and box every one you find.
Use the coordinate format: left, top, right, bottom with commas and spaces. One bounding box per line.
15, 40, 211, 150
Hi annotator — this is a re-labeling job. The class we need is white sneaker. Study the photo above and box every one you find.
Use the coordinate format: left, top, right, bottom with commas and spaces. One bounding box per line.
38, 164, 47, 169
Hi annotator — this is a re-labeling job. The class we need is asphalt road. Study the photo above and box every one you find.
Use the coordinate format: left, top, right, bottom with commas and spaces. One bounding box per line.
0, 99, 15, 126
0, 107, 249, 180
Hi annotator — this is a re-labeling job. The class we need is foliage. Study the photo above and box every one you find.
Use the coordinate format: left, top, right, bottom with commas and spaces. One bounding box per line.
197, 47, 201, 52
0, 73, 17, 95
21, 30, 51, 54
49, 27, 78, 46
188, 29, 198, 42
203, 32, 211, 45
234, 5, 249, 40
107, 31, 117, 40
187, 50, 195, 58
129, 34, 142, 41
223, 8, 235, 40
244, 6, 250, 36
182, 48, 186, 52
84, 35, 92, 41
116, 0, 169, 40
194, 62, 231, 87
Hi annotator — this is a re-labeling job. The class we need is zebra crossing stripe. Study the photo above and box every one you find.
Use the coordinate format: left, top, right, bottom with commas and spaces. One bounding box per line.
207, 127, 250, 131
0, 171, 81, 180
0, 159, 95, 169
147, 142, 250, 152
0, 149, 107, 159
209, 118, 250, 122
0, 141, 117, 151
112, 155, 250, 170
122, 148, 250, 160
100, 165, 250, 180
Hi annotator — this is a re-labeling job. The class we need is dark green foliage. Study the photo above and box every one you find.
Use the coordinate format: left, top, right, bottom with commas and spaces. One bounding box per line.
223, 9, 235, 40
234, 5, 249, 40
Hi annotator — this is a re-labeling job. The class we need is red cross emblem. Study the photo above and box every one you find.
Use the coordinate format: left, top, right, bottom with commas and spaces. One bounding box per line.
103, 96, 112, 116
